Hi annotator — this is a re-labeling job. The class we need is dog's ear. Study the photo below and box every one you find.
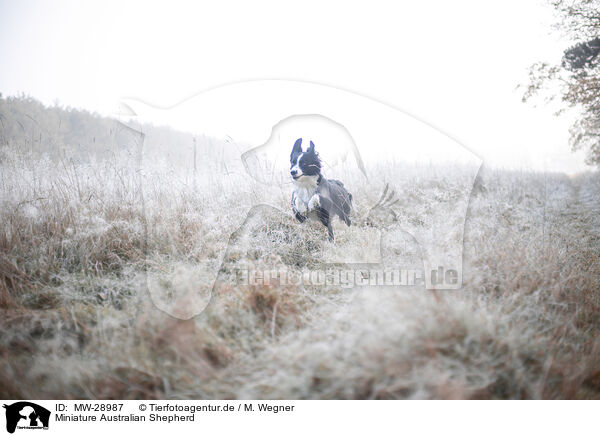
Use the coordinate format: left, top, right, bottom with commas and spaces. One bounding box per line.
291, 138, 302, 161
308, 140, 316, 153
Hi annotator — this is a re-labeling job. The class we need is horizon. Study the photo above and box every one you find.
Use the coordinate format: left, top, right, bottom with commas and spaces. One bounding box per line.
0, 0, 595, 174
1, 89, 594, 177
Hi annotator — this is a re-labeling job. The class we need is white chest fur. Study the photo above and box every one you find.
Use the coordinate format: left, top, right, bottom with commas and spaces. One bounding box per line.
292, 176, 318, 214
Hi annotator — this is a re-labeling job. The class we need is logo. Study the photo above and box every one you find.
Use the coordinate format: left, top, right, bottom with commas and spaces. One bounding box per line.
3, 402, 50, 434
117, 81, 482, 319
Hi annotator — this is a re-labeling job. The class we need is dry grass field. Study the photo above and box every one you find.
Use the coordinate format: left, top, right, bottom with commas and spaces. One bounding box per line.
0, 113, 599, 399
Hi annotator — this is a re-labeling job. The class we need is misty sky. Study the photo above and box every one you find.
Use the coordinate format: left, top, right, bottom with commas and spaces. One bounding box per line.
0, 0, 591, 173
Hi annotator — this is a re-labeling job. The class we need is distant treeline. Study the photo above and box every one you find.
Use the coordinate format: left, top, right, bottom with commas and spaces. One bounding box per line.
0, 94, 235, 166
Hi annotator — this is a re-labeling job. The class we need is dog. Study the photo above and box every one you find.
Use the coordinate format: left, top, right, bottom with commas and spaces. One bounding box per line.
290, 138, 353, 241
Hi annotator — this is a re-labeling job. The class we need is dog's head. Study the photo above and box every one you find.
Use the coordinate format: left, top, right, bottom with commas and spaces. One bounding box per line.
290, 138, 321, 181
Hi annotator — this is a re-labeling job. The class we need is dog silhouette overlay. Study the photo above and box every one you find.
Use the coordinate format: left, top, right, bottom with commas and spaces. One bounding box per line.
3, 402, 50, 434
118, 81, 481, 318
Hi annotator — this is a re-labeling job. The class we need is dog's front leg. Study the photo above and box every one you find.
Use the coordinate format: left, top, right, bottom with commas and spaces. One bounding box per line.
292, 193, 308, 223
308, 194, 321, 211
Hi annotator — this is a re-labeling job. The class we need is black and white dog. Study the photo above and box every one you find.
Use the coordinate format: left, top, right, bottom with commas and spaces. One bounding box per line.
290, 138, 353, 241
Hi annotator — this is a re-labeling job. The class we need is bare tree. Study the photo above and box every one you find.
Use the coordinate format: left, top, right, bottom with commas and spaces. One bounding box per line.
523, 0, 600, 165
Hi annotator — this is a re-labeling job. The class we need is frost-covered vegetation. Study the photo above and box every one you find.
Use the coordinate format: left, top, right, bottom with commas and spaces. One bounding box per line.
0, 96, 599, 399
